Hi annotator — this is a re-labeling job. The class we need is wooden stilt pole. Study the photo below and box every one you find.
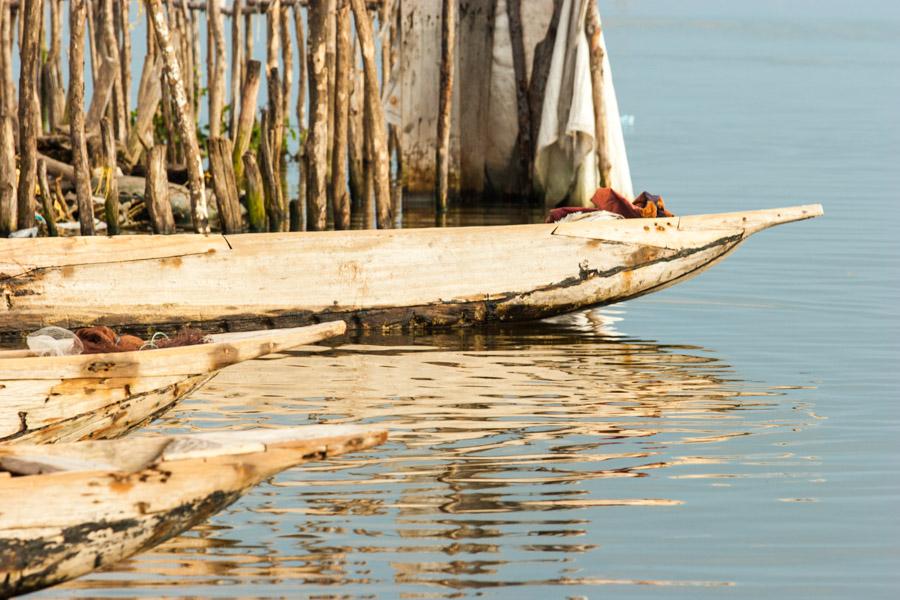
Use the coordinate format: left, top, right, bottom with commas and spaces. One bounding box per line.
37, 159, 58, 237
586, 2, 611, 188
0, 1, 15, 235
69, 0, 94, 235
242, 151, 266, 233
229, 0, 242, 138
208, 137, 242, 233
232, 59, 261, 186
435, 0, 456, 215
145, 144, 176, 234
145, 0, 209, 233
293, 2, 307, 231
507, 0, 533, 197
207, 0, 226, 138
15, 0, 41, 231
332, 0, 351, 230
350, 0, 391, 228
100, 116, 119, 235
306, 0, 329, 231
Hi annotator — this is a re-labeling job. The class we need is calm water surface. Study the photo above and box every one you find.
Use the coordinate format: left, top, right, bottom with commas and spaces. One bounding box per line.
43, 0, 899, 598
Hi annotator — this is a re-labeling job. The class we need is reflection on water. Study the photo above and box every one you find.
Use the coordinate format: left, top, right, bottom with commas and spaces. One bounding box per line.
54, 309, 819, 597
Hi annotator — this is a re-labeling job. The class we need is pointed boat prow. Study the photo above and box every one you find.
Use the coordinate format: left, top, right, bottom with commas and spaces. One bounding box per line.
679, 203, 824, 236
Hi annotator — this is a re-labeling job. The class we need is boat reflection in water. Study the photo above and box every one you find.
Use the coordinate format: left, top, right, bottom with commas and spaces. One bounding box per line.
56, 308, 816, 597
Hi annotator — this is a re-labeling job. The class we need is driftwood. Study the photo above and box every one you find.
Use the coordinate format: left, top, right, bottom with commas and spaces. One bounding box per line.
144, 144, 176, 234
69, 0, 94, 235
145, 0, 209, 233
435, 0, 456, 214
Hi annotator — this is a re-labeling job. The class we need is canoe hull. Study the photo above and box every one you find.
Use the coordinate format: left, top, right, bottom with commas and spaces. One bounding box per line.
0, 205, 822, 334
1, 373, 212, 444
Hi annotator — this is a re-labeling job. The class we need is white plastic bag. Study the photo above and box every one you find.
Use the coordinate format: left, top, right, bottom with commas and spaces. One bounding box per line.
26, 327, 84, 356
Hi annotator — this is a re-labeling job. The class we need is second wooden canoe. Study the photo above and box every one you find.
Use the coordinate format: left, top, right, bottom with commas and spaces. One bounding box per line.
0, 321, 346, 444
0, 205, 823, 334
0, 424, 387, 597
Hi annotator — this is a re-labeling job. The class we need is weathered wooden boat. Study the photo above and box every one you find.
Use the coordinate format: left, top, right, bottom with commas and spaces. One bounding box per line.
0, 205, 822, 334
0, 424, 387, 597
0, 322, 345, 444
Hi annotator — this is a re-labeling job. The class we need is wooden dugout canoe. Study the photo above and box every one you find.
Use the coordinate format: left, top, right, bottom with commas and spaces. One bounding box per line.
0, 424, 387, 597
0, 321, 346, 444
0, 205, 822, 334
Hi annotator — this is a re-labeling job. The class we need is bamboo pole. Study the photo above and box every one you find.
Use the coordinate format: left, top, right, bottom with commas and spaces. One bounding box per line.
69, 0, 94, 235
145, 0, 209, 233
100, 116, 119, 235
435, 0, 455, 215
306, 0, 329, 231
586, 2, 610, 188
350, 0, 391, 228
207, 0, 226, 138
331, 0, 351, 230
15, 0, 40, 231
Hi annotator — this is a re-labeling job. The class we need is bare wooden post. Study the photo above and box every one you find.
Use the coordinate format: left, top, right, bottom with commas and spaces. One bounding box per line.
0, 1, 14, 131
347, 38, 365, 207
586, 2, 610, 188
15, 0, 41, 231
144, 145, 176, 234
42, 0, 65, 132
117, 0, 132, 141
229, 0, 242, 137
124, 55, 163, 169
0, 113, 16, 235
207, 0, 226, 138
208, 137, 243, 234
293, 2, 307, 231
242, 152, 266, 233
37, 159, 58, 237
265, 0, 280, 76
350, 0, 391, 228
258, 109, 284, 232
69, 0, 93, 235
507, 0, 533, 197
267, 67, 286, 229
0, 2, 14, 235
100, 117, 119, 235
332, 0, 351, 230
145, 0, 209, 233
306, 0, 329, 231
232, 59, 261, 186
435, 0, 456, 215
85, 0, 120, 135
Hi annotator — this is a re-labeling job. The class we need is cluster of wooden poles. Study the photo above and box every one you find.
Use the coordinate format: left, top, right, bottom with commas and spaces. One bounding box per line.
0, 0, 405, 237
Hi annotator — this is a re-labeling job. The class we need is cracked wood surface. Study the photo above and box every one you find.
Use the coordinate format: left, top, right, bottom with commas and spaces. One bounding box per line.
0, 205, 822, 335
0, 322, 346, 443
0, 425, 387, 597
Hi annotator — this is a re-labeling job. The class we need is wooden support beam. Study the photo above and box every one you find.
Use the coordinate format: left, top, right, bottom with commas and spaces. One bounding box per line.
306, 0, 329, 231
207, 0, 226, 138
144, 145, 176, 234
232, 59, 261, 187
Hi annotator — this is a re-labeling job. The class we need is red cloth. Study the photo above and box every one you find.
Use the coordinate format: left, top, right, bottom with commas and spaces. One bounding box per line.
545, 188, 675, 223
